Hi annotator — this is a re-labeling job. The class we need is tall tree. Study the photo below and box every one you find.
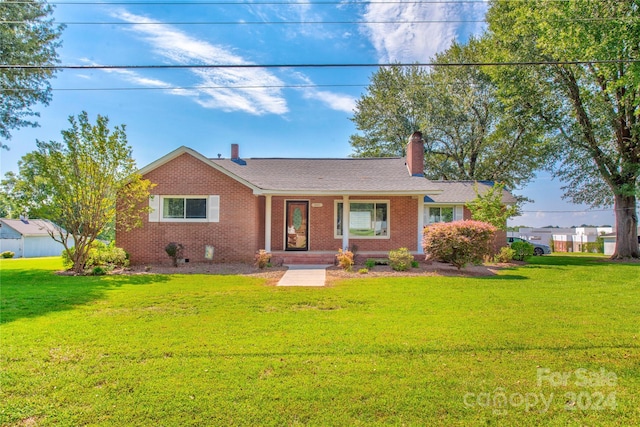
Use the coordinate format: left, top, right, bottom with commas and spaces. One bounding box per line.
0, 0, 64, 147
11, 112, 153, 272
486, 0, 640, 259
349, 40, 547, 189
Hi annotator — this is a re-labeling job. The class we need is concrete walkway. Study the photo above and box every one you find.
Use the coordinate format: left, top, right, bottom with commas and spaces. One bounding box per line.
277, 265, 329, 287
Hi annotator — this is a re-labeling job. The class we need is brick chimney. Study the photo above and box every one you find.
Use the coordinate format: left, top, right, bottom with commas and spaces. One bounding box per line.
406, 131, 424, 177
230, 143, 247, 165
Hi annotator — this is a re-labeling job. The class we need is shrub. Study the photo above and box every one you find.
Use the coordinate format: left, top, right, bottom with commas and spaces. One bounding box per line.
411, 260, 419, 268
388, 247, 414, 271
254, 249, 271, 269
1, 251, 15, 259
422, 220, 497, 269
61, 241, 129, 270
364, 259, 376, 269
494, 246, 516, 263
358, 268, 369, 274
88, 241, 128, 268
511, 241, 534, 261
91, 266, 107, 276
165, 242, 185, 267
335, 248, 354, 271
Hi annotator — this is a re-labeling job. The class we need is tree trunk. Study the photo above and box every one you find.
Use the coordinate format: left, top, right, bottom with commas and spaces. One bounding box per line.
612, 193, 639, 259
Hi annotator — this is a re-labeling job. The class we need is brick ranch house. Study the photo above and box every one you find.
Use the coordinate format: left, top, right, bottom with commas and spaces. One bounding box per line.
117, 133, 515, 265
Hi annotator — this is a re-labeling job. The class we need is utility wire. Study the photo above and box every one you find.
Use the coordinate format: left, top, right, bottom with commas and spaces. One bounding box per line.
2, 59, 638, 70
4, 17, 636, 25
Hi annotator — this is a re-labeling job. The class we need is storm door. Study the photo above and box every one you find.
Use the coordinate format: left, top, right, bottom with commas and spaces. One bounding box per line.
285, 201, 309, 251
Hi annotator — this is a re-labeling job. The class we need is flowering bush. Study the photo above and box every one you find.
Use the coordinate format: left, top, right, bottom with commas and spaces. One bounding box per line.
388, 247, 414, 271
422, 220, 497, 269
335, 248, 354, 271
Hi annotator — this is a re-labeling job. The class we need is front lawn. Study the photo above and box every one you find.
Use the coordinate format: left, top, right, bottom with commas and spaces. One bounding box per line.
1, 255, 638, 425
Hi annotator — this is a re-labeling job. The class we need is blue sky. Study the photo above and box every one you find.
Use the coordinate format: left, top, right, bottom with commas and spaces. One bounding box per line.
2, 0, 615, 228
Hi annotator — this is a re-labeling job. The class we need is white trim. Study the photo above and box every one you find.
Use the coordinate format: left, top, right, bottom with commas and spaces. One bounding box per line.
149, 195, 160, 222
265, 195, 272, 252
159, 195, 210, 223
208, 195, 220, 223
335, 199, 390, 240
137, 146, 261, 193
417, 199, 424, 254
423, 204, 461, 225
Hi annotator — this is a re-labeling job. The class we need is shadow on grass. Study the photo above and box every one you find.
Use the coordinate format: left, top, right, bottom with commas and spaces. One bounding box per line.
477, 274, 528, 281
0, 267, 170, 324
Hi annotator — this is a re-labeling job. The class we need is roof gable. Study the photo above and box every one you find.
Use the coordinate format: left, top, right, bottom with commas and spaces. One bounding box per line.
0, 219, 60, 236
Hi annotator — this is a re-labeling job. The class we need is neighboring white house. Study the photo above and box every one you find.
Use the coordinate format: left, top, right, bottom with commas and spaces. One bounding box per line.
0, 218, 68, 258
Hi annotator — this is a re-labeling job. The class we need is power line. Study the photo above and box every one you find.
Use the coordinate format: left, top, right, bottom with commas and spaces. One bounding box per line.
2, 59, 638, 70
0, 83, 368, 92
0, 0, 492, 5
5, 17, 637, 25
0, 0, 618, 5
2, 19, 489, 25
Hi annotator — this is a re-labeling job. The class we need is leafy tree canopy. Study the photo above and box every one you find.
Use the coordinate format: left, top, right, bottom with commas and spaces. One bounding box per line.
0, 0, 64, 147
485, 0, 639, 258
9, 112, 153, 272
349, 39, 549, 190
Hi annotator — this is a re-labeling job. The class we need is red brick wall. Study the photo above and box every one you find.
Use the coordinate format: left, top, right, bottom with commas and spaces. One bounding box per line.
269, 195, 419, 252
116, 153, 261, 264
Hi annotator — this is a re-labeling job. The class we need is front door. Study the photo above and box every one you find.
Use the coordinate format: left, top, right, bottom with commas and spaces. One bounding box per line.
285, 200, 309, 251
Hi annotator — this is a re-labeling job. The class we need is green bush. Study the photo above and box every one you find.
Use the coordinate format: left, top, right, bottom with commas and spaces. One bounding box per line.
422, 220, 497, 269
511, 241, 534, 261
388, 247, 414, 271
494, 246, 516, 263
61, 241, 129, 270
364, 259, 376, 269
165, 242, 185, 267
1, 251, 15, 259
91, 266, 107, 276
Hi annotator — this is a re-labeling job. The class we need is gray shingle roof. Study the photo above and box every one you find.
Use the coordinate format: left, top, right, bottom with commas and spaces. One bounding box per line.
210, 157, 443, 194
139, 146, 517, 203
425, 181, 518, 204
0, 219, 61, 236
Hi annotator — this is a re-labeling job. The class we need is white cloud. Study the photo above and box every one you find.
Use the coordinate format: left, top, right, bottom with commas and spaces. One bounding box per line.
360, 1, 486, 63
113, 11, 288, 115
302, 89, 356, 113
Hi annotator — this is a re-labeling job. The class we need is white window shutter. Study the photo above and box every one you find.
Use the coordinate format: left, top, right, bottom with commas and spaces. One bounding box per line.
208, 195, 220, 222
455, 206, 464, 221
149, 195, 160, 222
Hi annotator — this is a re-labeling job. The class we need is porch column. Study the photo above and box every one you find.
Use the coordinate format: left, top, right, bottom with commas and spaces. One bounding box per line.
264, 195, 272, 252
417, 197, 424, 254
342, 195, 350, 250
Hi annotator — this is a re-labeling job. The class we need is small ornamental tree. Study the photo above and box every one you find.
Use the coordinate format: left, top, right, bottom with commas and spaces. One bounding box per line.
10, 112, 153, 273
465, 182, 519, 230
422, 220, 497, 269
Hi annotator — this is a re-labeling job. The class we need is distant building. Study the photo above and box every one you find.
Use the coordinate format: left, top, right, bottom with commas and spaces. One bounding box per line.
0, 218, 68, 258
508, 227, 613, 253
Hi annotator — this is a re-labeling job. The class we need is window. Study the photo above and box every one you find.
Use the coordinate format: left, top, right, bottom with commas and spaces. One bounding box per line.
149, 195, 220, 222
336, 201, 388, 238
163, 197, 207, 219
424, 205, 461, 224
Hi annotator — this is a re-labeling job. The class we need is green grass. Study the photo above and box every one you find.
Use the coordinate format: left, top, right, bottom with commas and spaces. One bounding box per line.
1, 255, 638, 426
